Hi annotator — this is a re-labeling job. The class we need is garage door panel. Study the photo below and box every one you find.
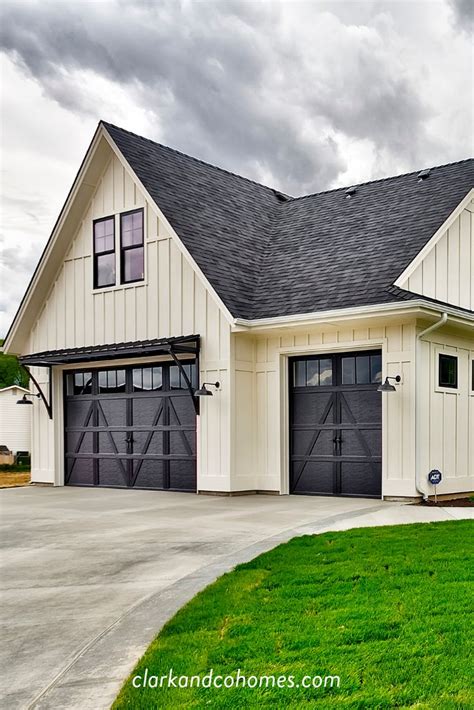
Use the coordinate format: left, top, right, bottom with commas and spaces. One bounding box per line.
170, 395, 196, 425
133, 460, 165, 489
98, 399, 128, 427
66, 399, 94, 427
133, 397, 164, 426
98, 458, 128, 487
291, 462, 333, 495
340, 391, 381, 424
67, 458, 94, 486
341, 429, 382, 458
340, 462, 381, 497
65, 362, 196, 492
66, 431, 94, 455
291, 429, 335, 457
132, 430, 164, 456
290, 351, 382, 498
97, 431, 128, 455
169, 460, 196, 491
169, 430, 195, 456
291, 391, 334, 426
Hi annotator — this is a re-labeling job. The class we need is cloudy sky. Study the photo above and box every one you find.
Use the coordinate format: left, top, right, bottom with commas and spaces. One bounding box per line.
0, 0, 472, 337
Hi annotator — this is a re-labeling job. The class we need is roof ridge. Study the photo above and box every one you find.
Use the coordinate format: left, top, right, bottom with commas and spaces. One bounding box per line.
101, 121, 290, 199
287, 157, 474, 203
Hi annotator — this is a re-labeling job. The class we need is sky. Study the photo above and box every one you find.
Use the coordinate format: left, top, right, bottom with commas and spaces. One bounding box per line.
0, 0, 472, 337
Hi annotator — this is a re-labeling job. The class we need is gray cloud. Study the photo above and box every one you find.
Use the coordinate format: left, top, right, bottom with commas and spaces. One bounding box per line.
448, 0, 474, 30
0, 0, 452, 195
0, 0, 472, 335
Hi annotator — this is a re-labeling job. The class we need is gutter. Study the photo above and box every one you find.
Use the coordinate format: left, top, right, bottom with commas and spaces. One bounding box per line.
232, 299, 474, 331
415, 312, 448, 500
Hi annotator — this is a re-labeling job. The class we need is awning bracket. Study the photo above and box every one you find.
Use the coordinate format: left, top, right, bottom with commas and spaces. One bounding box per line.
22, 365, 53, 419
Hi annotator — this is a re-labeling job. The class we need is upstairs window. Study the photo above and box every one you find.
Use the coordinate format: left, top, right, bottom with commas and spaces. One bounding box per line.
438, 354, 458, 389
120, 209, 144, 284
93, 217, 115, 288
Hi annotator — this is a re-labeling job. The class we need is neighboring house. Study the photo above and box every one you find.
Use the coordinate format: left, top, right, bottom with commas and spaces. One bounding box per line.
0, 386, 31, 455
3, 122, 473, 499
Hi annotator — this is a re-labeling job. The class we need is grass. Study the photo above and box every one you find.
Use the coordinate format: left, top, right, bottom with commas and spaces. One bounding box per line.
0, 471, 30, 487
114, 521, 473, 709
0, 463, 30, 472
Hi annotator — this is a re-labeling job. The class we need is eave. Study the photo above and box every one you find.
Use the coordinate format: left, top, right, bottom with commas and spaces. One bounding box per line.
231, 300, 474, 334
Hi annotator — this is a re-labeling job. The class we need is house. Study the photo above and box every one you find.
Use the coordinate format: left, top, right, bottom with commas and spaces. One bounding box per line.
0, 385, 31, 457
3, 122, 473, 499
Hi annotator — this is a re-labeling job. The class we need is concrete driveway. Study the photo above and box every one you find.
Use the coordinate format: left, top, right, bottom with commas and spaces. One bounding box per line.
1, 487, 471, 709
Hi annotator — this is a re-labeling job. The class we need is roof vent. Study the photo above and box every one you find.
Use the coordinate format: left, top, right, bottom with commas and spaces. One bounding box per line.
272, 189, 290, 202
417, 169, 430, 182
345, 186, 357, 198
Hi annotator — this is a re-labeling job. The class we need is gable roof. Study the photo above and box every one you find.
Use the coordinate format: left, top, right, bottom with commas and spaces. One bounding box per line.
104, 123, 474, 319
0, 386, 29, 395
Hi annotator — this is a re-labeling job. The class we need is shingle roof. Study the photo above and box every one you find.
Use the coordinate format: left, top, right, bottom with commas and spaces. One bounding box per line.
104, 123, 473, 319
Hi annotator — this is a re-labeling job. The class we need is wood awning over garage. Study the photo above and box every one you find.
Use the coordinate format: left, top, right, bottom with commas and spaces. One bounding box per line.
18, 335, 200, 367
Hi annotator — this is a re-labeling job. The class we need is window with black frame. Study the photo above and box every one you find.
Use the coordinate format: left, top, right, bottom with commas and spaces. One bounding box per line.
93, 217, 115, 288
438, 354, 458, 389
120, 209, 144, 284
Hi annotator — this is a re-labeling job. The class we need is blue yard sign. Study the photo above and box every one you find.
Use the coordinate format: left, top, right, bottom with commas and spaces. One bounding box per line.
428, 470, 442, 486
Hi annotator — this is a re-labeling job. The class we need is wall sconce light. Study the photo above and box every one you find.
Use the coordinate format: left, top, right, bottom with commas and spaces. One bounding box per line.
16, 393, 41, 405
194, 381, 220, 397
377, 375, 401, 392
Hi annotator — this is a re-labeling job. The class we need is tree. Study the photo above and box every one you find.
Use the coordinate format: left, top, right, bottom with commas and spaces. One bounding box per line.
0, 340, 29, 389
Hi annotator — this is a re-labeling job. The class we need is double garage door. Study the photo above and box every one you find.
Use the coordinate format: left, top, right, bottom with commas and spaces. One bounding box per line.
64, 362, 197, 491
290, 350, 382, 498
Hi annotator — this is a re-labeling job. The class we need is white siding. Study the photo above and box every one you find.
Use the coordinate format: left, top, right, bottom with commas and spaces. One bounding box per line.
401, 201, 474, 311
27, 153, 231, 489
0, 387, 32, 454
232, 321, 417, 497
418, 327, 474, 495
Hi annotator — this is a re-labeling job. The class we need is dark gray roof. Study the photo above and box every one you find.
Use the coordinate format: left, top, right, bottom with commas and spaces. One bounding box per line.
104, 123, 474, 318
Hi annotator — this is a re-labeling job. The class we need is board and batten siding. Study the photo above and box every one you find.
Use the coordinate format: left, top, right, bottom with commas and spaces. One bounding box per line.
232, 322, 417, 497
27, 152, 231, 489
418, 327, 474, 494
0, 387, 32, 454
400, 200, 474, 311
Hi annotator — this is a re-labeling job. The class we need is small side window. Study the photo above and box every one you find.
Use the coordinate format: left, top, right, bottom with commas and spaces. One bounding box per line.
438, 354, 458, 389
93, 217, 116, 288
120, 209, 144, 284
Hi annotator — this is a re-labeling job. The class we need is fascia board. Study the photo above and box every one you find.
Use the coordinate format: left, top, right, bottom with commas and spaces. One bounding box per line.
232, 300, 474, 332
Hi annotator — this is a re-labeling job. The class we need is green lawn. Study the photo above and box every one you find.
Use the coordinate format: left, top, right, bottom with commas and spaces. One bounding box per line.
114, 521, 473, 709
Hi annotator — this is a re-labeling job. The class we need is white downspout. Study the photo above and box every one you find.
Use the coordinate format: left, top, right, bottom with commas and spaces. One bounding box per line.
415, 312, 448, 500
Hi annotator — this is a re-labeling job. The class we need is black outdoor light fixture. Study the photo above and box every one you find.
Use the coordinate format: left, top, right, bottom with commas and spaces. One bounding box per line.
377, 375, 401, 392
194, 381, 220, 397
16, 393, 40, 405
15, 365, 53, 419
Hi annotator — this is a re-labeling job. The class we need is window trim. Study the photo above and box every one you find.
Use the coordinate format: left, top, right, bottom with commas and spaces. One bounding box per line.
436, 351, 459, 391
120, 208, 145, 285
93, 215, 116, 289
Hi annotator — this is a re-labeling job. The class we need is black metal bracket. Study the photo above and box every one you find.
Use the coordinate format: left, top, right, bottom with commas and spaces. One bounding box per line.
166, 347, 200, 415
22, 365, 53, 419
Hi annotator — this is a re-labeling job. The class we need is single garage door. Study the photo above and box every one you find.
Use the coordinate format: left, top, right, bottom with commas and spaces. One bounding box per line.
290, 350, 382, 497
65, 362, 197, 491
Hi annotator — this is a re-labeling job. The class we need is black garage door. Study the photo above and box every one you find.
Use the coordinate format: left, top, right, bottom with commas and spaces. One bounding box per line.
290, 351, 382, 497
64, 362, 197, 491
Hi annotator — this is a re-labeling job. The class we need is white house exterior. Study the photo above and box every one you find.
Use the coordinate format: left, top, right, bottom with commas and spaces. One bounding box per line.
3, 123, 473, 500
0, 386, 31, 455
